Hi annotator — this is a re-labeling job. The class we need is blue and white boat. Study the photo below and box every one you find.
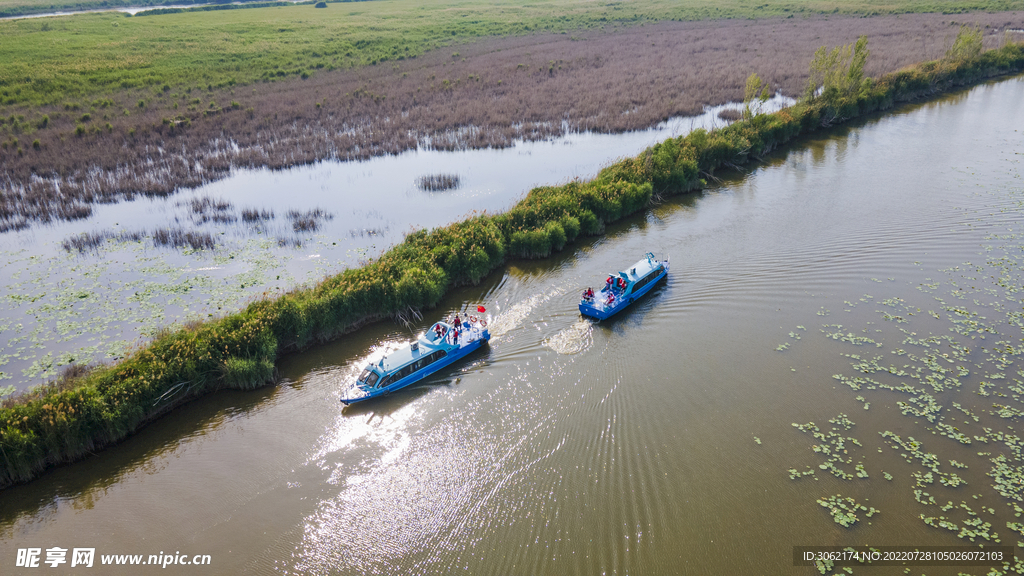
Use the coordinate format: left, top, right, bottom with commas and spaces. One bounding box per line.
340, 315, 490, 405
579, 252, 669, 320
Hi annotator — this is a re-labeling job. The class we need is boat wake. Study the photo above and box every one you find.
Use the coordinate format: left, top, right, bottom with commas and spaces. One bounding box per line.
543, 319, 594, 355
485, 294, 546, 337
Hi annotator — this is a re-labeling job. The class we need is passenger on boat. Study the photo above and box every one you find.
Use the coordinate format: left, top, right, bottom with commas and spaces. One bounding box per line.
607, 292, 616, 306
617, 277, 626, 290
583, 287, 595, 301
434, 324, 443, 340
605, 276, 614, 291
453, 314, 461, 327
453, 328, 460, 345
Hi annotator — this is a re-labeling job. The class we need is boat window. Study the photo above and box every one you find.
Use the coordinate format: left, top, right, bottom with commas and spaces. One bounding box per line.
634, 271, 656, 291
360, 369, 379, 387
376, 374, 390, 388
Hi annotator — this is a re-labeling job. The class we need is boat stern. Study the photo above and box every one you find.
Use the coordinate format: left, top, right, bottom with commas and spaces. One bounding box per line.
579, 301, 613, 320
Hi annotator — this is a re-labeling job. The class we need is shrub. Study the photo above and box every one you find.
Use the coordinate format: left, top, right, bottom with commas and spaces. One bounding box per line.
804, 36, 869, 106
946, 25, 983, 65
544, 220, 567, 252
510, 227, 552, 259
220, 356, 275, 390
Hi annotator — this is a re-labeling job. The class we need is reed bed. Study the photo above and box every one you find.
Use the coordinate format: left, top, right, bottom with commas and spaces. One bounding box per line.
152, 227, 216, 250
241, 208, 275, 223
60, 226, 223, 253
286, 208, 333, 232
185, 196, 235, 224
716, 109, 744, 122
60, 229, 144, 252
2, 14, 1022, 232
417, 174, 461, 192
1, 41, 1023, 488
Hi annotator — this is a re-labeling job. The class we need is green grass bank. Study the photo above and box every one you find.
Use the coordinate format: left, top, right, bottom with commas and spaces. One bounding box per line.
1, 41, 1023, 488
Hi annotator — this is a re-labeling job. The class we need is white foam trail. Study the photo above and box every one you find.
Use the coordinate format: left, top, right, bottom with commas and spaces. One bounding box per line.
543, 319, 594, 355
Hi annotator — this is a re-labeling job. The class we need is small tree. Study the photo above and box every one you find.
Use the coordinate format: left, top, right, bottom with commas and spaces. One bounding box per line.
743, 72, 771, 120
804, 36, 869, 104
945, 25, 983, 65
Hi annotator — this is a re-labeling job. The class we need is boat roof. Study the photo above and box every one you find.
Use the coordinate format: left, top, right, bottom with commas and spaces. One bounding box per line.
611, 255, 660, 282
369, 322, 454, 373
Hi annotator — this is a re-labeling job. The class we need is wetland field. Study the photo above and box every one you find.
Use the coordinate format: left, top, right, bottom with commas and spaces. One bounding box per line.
2, 71, 1023, 575
2, 5, 1023, 229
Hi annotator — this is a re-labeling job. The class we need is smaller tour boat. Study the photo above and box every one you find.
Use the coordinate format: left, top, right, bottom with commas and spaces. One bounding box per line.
579, 252, 669, 320
340, 313, 490, 405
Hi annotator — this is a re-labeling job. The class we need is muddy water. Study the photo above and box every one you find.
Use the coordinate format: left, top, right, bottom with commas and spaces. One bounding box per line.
2, 78, 1023, 574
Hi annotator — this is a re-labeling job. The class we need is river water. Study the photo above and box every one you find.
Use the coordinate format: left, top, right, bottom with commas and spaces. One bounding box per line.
1, 78, 1022, 574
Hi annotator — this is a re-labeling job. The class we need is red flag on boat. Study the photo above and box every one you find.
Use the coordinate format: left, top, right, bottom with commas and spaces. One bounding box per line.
477, 305, 486, 313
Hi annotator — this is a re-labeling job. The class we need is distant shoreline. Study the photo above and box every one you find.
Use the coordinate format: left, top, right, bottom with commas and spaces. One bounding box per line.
0, 0, 302, 20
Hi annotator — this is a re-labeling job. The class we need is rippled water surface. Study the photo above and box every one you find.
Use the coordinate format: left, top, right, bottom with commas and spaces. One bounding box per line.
1, 78, 1022, 574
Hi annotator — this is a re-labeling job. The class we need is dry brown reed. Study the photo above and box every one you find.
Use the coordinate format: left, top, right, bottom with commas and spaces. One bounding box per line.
152, 227, 216, 250
717, 109, 744, 122
2, 13, 1022, 230
185, 196, 235, 224
241, 207, 275, 222
417, 173, 461, 191
61, 229, 144, 252
286, 208, 333, 232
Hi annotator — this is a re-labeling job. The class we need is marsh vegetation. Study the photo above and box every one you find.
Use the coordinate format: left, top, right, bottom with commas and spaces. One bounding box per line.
416, 174, 461, 192
2, 12, 1022, 231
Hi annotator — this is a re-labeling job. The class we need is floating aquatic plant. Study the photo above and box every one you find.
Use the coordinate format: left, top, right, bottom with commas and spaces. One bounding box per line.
817, 494, 878, 528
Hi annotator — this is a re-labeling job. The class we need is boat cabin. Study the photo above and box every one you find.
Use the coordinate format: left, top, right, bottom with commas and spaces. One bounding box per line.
355, 322, 462, 391
580, 252, 669, 320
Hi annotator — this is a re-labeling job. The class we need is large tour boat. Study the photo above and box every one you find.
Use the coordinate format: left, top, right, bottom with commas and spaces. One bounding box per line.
340, 313, 490, 405
579, 252, 669, 320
